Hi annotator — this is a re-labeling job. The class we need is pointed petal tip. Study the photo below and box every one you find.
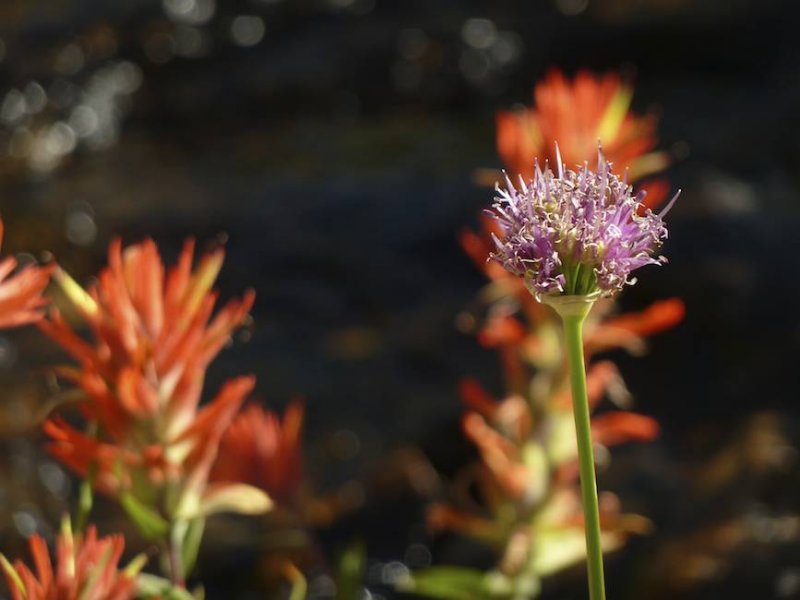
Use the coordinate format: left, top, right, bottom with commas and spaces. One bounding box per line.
554, 141, 564, 177
658, 189, 681, 218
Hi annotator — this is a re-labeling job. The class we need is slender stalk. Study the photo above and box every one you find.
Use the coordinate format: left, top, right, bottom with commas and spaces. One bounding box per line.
563, 312, 606, 600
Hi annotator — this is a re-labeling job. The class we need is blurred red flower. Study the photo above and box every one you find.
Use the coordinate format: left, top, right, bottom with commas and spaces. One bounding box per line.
38, 238, 268, 521
0, 521, 144, 600
211, 401, 305, 507
0, 219, 53, 328
495, 70, 669, 209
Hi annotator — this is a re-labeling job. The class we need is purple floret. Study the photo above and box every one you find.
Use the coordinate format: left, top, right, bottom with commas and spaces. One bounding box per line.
488, 148, 677, 298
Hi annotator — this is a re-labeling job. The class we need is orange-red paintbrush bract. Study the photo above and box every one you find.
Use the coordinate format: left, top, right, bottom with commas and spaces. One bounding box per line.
38, 238, 266, 520
0, 522, 144, 600
0, 219, 53, 329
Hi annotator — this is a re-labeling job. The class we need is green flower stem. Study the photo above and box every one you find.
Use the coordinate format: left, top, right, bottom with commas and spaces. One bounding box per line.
563, 311, 606, 600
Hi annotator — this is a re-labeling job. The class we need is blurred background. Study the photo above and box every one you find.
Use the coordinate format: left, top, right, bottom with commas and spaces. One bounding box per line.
1, 0, 800, 598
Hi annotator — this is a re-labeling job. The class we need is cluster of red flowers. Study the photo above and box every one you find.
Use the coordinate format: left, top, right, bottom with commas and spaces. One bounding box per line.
0, 226, 310, 598
0, 219, 149, 599
38, 239, 263, 520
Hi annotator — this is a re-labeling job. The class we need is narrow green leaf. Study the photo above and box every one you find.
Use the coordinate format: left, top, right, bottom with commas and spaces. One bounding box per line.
187, 484, 272, 519
402, 567, 512, 600
123, 554, 148, 578
180, 517, 206, 580
120, 493, 169, 540
136, 574, 197, 600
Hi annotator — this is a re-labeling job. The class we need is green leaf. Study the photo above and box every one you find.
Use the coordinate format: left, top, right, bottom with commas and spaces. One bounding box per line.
120, 493, 169, 540
180, 517, 206, 580
334, 539, 366, 600
136, 574, 198, 600
402, 567, 509, 600
123, 554, 148, 578
177, 484, 272, 520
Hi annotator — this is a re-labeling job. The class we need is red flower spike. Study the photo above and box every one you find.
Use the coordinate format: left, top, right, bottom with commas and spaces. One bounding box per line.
0, 520, 144, 600
211, 400, 305, 507
496, 70, 670, 208
38, 238, 261, 519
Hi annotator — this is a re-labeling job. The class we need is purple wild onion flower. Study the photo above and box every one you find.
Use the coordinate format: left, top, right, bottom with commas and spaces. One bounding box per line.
488, 146, 679, 298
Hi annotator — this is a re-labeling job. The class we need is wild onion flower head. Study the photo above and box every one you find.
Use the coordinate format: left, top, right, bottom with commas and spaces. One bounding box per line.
489, 146, 678, 299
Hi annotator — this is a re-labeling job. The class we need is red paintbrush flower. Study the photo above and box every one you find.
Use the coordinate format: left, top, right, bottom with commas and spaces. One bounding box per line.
211, 401, 305, 507
0, 219, 53, 328
496, 69, 665, 179
495, 70, 669, 209
38, 238, 270, 524
0, 519, 145, 600
39, 238, 254, 437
